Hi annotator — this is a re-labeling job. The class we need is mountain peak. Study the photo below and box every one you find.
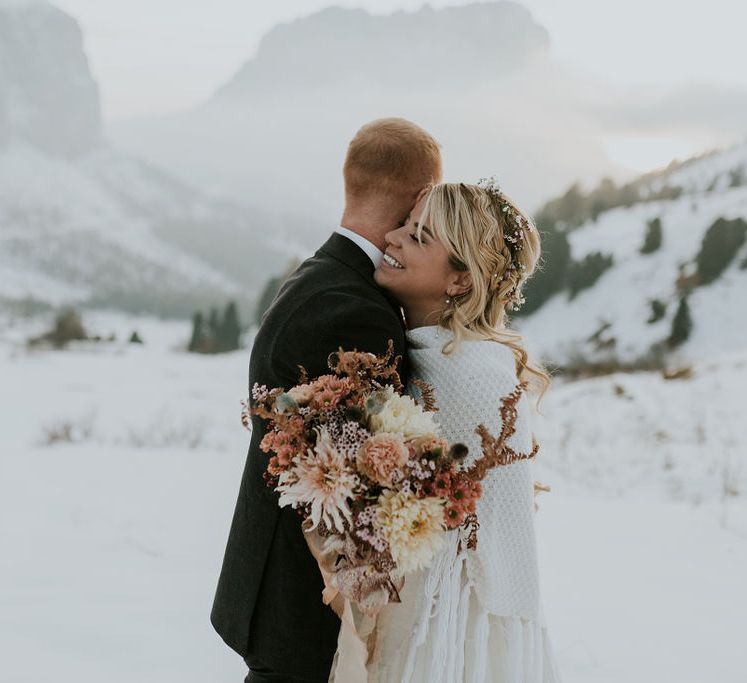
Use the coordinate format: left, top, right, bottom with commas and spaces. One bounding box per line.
0, 2, 101, 158
214, 1, 549, 100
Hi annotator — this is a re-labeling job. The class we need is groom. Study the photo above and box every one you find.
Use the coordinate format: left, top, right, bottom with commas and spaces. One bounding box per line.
211, 118, 442, 682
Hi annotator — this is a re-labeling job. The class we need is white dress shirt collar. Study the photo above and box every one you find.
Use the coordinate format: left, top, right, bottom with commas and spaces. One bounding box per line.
335, 226, 384, 268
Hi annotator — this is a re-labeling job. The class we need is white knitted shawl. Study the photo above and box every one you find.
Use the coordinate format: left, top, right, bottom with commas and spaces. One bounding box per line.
406, 325, 542, 620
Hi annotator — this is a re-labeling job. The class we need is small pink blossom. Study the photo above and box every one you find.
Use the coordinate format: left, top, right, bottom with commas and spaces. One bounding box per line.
310, 375, 354, 410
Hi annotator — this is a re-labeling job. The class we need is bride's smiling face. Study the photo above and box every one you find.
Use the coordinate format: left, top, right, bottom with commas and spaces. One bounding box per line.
374, 195, 470, 326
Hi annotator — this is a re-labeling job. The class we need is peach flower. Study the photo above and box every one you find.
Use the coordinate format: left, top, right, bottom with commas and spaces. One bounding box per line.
357, 432, 409, 487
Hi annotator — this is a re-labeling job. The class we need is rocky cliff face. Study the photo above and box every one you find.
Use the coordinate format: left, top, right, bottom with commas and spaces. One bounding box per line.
216, 2, 550, 99
0, 0, 101, 158
112, 2, 590, 232
0, 1, 291, 318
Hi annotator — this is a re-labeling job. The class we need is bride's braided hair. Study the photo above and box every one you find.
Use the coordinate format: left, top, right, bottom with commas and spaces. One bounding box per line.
415, 181, 550, 401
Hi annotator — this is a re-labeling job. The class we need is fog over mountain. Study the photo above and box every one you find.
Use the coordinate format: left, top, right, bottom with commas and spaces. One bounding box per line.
0, 0, 290, 317
110, 2, 621, 240
3, 0, 746, 319
216, 3, 549, 97
0, 0, 100, 157
109, 1, 747, 251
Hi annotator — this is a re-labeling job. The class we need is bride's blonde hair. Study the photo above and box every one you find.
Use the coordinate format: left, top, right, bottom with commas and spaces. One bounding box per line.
417, 182, 550, 400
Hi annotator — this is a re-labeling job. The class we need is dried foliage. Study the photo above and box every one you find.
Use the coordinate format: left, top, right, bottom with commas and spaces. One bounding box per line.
411, 378, 439, 412
465, 382, 539, 482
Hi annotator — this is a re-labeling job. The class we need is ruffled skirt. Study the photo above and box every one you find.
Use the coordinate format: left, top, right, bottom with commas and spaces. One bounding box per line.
361, 541, 562, 683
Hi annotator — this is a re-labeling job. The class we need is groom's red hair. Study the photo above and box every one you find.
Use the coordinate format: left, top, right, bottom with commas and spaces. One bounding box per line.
343, 118, 442, 209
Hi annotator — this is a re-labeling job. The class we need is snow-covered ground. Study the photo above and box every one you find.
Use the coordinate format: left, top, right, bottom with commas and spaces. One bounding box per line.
1, 315, 745, 683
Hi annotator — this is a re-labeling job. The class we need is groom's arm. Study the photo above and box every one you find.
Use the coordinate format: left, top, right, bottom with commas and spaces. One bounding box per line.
273, 289, 405, 387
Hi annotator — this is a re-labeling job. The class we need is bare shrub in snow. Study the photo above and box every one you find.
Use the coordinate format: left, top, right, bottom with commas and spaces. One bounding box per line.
28, 308, 88, 349
662, 366, 694, 381
42, 414, 95, 445
124, 417, 205, 450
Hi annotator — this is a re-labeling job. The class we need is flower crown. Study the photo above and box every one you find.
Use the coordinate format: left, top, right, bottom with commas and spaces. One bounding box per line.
477, 177, 532, 312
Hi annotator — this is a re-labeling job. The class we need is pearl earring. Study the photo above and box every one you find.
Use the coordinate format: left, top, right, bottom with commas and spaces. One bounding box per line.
445, 295, 452, 305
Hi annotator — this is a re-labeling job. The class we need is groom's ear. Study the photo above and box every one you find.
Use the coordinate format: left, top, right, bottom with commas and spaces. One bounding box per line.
415, 186, 431, 203
410, 185, 433, 210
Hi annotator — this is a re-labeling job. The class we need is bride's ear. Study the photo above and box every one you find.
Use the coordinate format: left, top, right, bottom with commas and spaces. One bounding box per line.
447, 271, 472, 298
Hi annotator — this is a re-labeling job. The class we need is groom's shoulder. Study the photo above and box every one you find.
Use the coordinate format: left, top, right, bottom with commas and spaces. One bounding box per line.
273, 250, 391, 319
252, 248, 404, 383
288, 247, 362, 290
278, 268, 395, 330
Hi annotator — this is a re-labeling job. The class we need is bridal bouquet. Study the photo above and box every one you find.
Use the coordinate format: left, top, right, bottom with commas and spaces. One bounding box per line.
242, 342, 536, 616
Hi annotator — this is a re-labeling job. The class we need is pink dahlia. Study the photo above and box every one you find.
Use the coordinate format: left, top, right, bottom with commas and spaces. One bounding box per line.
309, 375, 354, 410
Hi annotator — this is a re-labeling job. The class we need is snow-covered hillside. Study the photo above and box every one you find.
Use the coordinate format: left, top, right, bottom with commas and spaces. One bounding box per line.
0, 141, 294, 317
0, 1, 293, 318
519, 140, 747, 366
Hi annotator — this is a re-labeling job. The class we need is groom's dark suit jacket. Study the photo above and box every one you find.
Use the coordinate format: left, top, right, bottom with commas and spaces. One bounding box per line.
211, 232, 407, 680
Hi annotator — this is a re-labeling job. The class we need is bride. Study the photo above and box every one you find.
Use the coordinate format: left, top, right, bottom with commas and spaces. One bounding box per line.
349, 181, 562, 682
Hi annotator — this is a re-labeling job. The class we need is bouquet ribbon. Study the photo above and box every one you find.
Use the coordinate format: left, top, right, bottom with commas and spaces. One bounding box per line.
304, 528, 377, 683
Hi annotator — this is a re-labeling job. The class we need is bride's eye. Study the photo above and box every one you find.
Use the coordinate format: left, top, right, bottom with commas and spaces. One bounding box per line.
410, 233, 422, 243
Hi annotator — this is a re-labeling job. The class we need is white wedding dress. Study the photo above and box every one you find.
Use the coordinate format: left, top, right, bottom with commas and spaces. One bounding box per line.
365, 325, 562, 683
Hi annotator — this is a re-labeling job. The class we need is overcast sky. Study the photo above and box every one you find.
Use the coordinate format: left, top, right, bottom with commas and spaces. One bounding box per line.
53, 0, 747, 122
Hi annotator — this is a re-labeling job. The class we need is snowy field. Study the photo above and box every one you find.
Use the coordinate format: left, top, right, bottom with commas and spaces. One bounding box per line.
1, 314, 746, 683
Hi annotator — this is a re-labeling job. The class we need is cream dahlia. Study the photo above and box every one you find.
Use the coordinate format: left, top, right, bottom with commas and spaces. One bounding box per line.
373, 489, 445, 573
276, 427, 357, 532
368, 386, 439, 440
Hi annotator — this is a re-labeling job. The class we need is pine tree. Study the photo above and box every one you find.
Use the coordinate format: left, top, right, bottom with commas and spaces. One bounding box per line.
640, 217, 663, 254
668, 297, 692, 348
219, 301, 242, 352
204, 307, 220, 352
128, 330, 144, 344
254, 259, 301, 326
567, 252, 614, 299
255, 276, 281, 326
208, 307, 219, 337
729, 166, 744, 188
188, 312, 205, 352
695, 217, 747, 284
516, 224, 571, 315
